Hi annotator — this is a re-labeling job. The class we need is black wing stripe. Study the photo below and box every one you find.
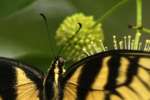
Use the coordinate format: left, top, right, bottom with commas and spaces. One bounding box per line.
104, 54, 121, 100
0, 61, 17, 100
138, 64, 150, 71
123, 57, 139, 86
76, 56, 103, 100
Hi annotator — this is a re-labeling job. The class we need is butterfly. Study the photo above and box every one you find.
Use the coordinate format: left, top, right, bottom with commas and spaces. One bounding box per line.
0, 50, 149, 100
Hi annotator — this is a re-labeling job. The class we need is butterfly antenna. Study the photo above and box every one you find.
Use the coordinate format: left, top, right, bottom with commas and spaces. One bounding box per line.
40, 13, 55, 57
58, 23, 82, 56
40, 13, 48, 31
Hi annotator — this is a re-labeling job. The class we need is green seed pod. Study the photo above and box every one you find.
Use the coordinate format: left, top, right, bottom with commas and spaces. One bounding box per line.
55, 13, 104, 61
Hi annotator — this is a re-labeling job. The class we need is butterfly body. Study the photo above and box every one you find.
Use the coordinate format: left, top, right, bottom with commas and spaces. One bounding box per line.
44, 57, 65, 100
0, 50, 149, 100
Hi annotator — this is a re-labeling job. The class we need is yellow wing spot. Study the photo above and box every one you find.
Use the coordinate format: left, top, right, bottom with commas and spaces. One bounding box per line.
139, 57, 150, 69
91, 56, 111, 90
67, 65, 84, 85
16, 83, 39, 100
138, 67, 149, 83
117, 57, 130, 84
130, 77, 150, 100
15, 67, 40, 100
15, 67, 33, 86
0, 96, 2, 100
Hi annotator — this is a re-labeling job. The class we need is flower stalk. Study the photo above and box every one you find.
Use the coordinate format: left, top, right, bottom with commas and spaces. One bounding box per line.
93, 0, 128, 27
134, 0, 142, 49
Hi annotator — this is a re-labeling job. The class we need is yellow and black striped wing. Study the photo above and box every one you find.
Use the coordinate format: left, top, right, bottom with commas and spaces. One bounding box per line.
62, 50, 150, 100
0, 57, 44, 100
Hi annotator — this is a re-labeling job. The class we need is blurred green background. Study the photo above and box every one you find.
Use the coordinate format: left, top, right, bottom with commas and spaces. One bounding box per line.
0, 0, 150, 72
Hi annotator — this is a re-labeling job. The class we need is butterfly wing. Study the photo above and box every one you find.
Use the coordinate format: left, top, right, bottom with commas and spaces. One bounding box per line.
0, 57, 44, 100
62, 50, 150, 100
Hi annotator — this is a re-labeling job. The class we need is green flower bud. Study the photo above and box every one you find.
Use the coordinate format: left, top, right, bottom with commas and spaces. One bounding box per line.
55, 13, 104, 61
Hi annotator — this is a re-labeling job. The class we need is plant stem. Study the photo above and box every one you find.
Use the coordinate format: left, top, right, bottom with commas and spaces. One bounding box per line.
93, 0, 128, 27
142, 27, 150, 34
136, 0, 142, 27
134, 0, 142, 49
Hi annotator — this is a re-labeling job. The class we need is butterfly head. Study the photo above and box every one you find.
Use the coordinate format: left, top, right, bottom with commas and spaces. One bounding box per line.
44, 56, 65, 100
53, 56, 65, 75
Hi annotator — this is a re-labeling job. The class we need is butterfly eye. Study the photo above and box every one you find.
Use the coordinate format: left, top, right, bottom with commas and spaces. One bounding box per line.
58, 57, 64, 66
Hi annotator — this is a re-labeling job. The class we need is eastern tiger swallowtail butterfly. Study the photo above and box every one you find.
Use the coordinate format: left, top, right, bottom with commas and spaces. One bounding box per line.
0, 50, 149, 100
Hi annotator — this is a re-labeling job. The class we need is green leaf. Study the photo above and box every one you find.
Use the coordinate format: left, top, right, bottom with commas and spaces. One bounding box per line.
0, 0, 36, 18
